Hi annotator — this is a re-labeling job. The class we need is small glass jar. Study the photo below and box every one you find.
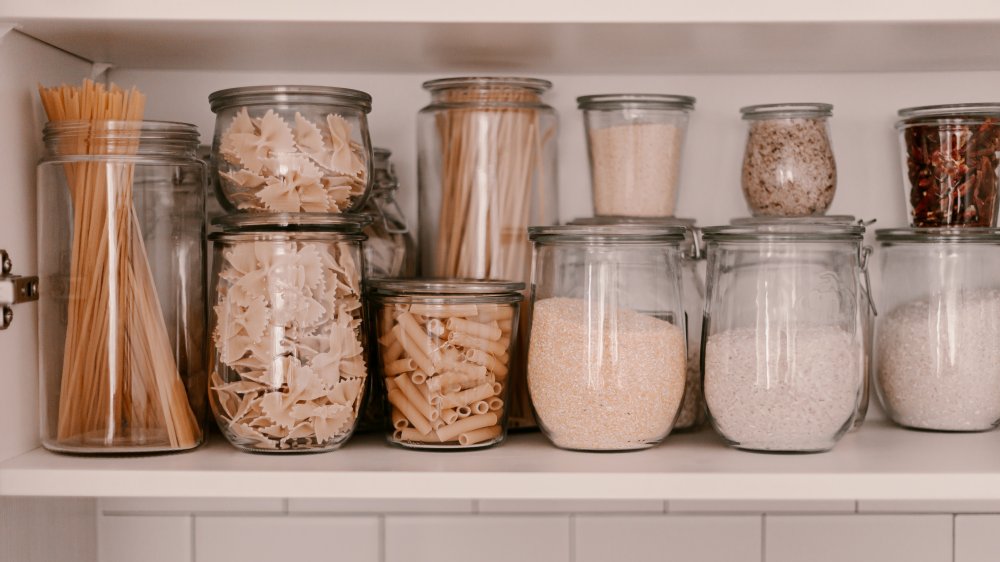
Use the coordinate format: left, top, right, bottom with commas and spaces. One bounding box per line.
567, 216, 705, 430
418, 76, 558, 430
896, 104, 1000, 227
527, 225, 689, 451
367, 279, 523, 449
208, 214, 370, 453
208, 85, 373, 214
37, 121, 207, 453
361, 147, 416, 279
740, 103, 837, 217
577, 94, 696, 218
701, 223, 869, 453
875, 228, 1000, 432
728, 215, 874, 432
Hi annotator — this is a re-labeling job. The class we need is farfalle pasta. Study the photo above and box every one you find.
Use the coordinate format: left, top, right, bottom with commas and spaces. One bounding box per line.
209, 227, 368, 453
209, 86, 373, 214
367, 280, 523, 449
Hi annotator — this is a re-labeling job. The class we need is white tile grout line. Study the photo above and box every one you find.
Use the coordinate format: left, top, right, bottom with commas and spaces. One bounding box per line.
190, 514, 197, 562
569, 513, 576, 562
760, 514, 767, 562
952, 514, 956, 562
378, 514, 386, 562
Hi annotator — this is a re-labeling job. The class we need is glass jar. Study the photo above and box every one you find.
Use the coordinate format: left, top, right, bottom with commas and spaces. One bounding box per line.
418, 76, 558, 430
896, 104, 1000, 227
875, 228, 1000, 431
208, 214, 370, 453
577, 94, 695, 218
740, 103, 837, 217
728, 216, 874, 432
701, 224, 869, 453
527, 225, 689, 451
208, 85, 373, 214
361, 147, 416, 279
567, 216, 705, 430
367, 279, 523, 449
37, 121, 207, 453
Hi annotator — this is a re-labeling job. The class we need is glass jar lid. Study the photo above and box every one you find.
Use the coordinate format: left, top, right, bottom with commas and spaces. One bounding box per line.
422, 77, 552, 94
208, 85, 373, 114
212, 212, 371, 232
740, 103, 833, 120
576, 94, 696, 111
702, 223, 864, 241
567, 216, 696, 228
43, 120, 200, 158
876, 227, 1000, 243
730, 215, 859, 225
528, 224, 688, 244
366, 278, 525, 304
896, 103, 1000, 126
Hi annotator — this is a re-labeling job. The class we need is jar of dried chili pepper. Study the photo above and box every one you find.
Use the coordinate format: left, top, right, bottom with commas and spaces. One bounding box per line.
897, 103, 1000, 228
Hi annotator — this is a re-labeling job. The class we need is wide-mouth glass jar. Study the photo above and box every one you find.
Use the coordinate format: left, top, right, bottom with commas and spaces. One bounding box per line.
209, 85, 373, 215
208, 214, 369, 453
875, 228, 1000, 431
527, 225, 689, 451
38, 120, 207, 453
418, 76, 558, 431
367, 279, 523, 449
567, 216, 706, 431
740, 103, 836, 217
896, 103, 1000, 227
361, 147, 416, 279
701, 223, 869, 453
577, 94, 696, 218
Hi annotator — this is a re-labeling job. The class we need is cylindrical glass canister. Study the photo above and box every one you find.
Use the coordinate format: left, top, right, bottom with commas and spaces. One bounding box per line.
896, 103, 1000, 227
37, 120, 207, 453
208, 214, 370, 453
728, 215, 873, 432
361, 147, 417, 279
418, 76, 558, 429
701, 224, 868, 453
875, 228, 1000, 431
527, 225, 689, 451
208, 85, 374, 215
577, 94, 695, 218
366, 279, 524, 449
566, 216, 705, 430
740, 103, 837, 217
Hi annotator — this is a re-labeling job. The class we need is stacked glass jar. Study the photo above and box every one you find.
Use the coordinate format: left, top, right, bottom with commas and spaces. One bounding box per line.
205, 86, 375, 453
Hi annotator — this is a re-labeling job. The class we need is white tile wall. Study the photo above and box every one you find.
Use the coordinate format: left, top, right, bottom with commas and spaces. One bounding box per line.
101, 498, 285, 514
765, 515, 953, 562
669, 500, 856, 513
955, 515, 1000, 562
195, 516, 380, 562
478, 499, 665, 513
288, 498, 474, 513
99, 515, 191, 562
575, 515, 762, 562
385, 515, 571, 562
858, 500, 1000, 513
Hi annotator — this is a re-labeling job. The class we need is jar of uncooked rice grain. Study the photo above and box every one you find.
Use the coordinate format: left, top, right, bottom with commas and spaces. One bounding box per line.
875, 228, 1000, 432
208, 214, 370, 453
527, 225, 689, 451
578, 94, 695, 218
701, 223, 870, 453
740, 103, 836, 217
567, 216, 706, 430
367, 279, 523, 449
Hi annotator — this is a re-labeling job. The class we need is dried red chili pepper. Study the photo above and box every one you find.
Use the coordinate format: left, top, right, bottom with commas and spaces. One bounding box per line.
902, 115, 1000, 227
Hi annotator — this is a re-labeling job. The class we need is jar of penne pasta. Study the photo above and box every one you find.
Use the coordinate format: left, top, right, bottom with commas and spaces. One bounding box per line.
366, 279, 524, 449
208, 214, 371, 453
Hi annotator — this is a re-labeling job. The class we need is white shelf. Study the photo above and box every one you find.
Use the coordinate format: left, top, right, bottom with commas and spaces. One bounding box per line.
5, 3, 1000, 73
4, 421, 1000, 500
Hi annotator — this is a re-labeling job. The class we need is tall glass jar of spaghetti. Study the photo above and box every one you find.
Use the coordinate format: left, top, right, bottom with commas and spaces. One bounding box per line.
417, 77, 558, 429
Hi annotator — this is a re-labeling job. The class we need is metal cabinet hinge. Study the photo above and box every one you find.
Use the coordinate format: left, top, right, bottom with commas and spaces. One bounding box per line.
0, 249, 39, 330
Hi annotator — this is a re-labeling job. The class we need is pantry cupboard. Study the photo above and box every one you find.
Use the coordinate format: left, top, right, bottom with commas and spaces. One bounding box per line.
5, 0, 1000, 505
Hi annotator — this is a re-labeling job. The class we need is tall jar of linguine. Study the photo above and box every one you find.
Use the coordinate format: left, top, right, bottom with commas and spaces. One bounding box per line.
417, 77, 558, 429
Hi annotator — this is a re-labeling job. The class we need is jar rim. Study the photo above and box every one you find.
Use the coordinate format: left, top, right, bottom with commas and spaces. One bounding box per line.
576, 94, 696, 111
212, 212, 371, 231
422, 76, 552, 93
528, 224, 688, 243
702, 223, 864, 241
897, 103, 1000, 122
740, 103, 833, 119
729, 215, 860, 226
366, 278, 525, 297
876, 227, 1000, 242
567, 216, 696, 227
208, 85, 373, 113
43, 119, 200, 142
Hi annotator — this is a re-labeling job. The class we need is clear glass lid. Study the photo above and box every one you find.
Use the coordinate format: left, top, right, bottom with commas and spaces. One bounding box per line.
740, 103, 833, 120
876, 227, 1000, 243
576, 94, 696, 111
703, 223, 864, 241
208, 85, 373, 113
529, 224, 688, 244
212, 212, 371, 231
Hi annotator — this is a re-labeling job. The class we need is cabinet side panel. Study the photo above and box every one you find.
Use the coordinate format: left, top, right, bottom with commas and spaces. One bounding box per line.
0, 30, 90, 462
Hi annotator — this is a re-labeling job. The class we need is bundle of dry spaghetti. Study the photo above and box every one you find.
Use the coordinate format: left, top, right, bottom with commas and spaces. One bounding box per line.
430, 85, 554, 428
39, 79, 201, 450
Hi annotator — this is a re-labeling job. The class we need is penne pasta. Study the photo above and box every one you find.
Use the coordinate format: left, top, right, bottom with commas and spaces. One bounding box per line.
475, 303, 515, 322
398, 327, 437, 377
440, 382, 495, 409
464, 348, 508, 377
395, 374, 439, 422
448, 331, 508, 356
409, 303, 479, 318
446, 317, 502, 341
472, 400, 490, 415
385, 357, 416, 376
436, 413, 499, 442
458, 425, 502, 446
388, 389, 433, 435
